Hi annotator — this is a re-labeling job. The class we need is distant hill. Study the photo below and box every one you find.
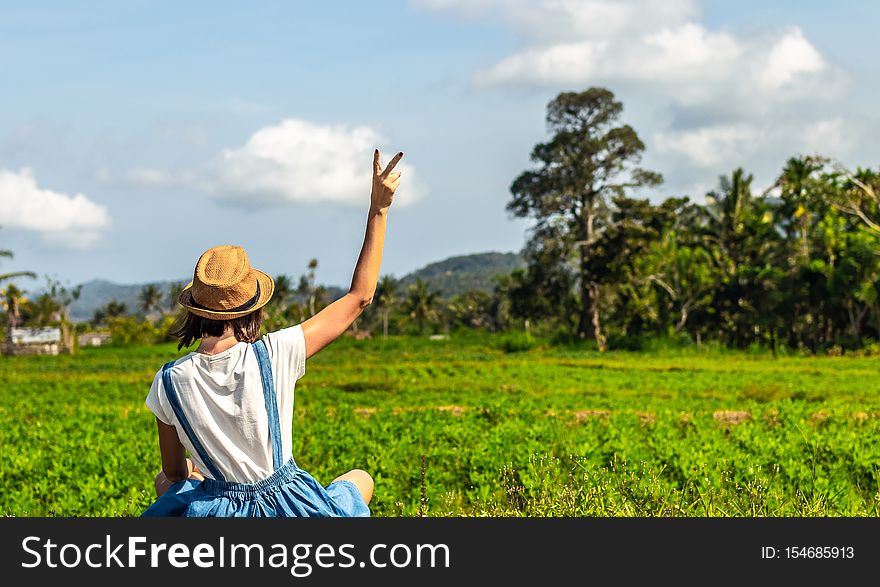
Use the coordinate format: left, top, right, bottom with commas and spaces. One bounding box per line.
68, 251, 524, 322
397, 252, 525, 298
69, 278, 187, 322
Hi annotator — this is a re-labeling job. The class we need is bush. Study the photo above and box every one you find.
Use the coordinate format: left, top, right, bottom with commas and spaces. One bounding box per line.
495, 332, 537, 353
108, 317, 163, 346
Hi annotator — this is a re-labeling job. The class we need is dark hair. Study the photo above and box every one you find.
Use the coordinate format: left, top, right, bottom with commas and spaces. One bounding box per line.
169, 310, 264, 350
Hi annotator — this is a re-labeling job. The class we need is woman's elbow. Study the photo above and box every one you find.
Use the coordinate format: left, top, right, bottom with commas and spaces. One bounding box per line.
348, 291, 373, 310
162, 467, 188, 484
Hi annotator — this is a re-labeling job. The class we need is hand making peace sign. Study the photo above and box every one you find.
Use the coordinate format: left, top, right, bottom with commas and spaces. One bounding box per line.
371, 149, 403, 212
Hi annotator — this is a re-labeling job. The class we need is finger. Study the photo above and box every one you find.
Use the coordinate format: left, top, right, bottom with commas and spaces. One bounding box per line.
388, 178, 401, 191
386, 171, 401, 181
373, 149, 381, 174
381, 151, 404, 177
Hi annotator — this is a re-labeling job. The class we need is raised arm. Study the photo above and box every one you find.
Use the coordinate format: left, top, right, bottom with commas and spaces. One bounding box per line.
301, 149, 403, 358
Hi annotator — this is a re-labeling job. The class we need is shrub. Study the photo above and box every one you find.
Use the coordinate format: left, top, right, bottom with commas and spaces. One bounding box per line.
495, 332, 537, 353
108, 317, 161, 346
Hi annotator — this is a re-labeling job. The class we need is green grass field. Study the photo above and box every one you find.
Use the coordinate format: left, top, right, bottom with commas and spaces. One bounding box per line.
3, 333, 880, 516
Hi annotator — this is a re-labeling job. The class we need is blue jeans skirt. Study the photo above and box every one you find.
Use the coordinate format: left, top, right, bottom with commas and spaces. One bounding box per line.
141, 458, 370, 518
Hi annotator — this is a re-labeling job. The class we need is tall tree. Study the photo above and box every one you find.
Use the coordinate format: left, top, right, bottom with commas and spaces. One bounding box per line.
403, 278, 440, 334
273, 274, 294, 307
700, 169, 786, 346
374, 274, 399, 338
103, 300, 128, 319
594, 196, 699, 338
1, 284, 28, 353
139, 284, 163, 319
166, 281, 185, 313
295, 259, 320, 318
447, 289, 494, 330
832, 166, 880, 246
775, 156, 827, 264
508, 87, 662, 349
306, 258, 319, 317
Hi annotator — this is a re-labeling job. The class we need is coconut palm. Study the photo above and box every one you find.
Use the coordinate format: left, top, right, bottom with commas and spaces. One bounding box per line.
28, 293, 62, 326
306, 258, 319, 316
166, 281, 185, 313
1, 283, 28, 327
104, 300, 128, 319
294, 259, 320, 318
273, 274, 294, 307
403, 278, 441, 334
375, 274, 399, 338
1, 284, 29, 354
91, 307, 107, 327
139, 284, 163, 319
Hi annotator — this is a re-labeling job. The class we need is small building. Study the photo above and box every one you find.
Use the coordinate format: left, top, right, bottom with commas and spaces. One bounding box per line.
6, 327, 62, 356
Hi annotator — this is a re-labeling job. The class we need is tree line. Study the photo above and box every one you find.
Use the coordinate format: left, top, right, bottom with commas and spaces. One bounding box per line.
3, 86, 880, 353
502, 87, 880, 352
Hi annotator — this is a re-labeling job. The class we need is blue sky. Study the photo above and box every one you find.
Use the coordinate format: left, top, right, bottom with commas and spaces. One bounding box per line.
1, 0, 878, 288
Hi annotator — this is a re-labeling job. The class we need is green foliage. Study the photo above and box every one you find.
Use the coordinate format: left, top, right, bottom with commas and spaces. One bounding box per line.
504, 88, 880, 352
3, 334, 880, 517
402, 278, 442, 334
494, 332, 538, 353
107, 316, 175, 346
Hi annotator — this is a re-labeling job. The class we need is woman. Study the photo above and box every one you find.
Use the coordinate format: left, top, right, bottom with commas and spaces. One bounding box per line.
141, 149, 403, 516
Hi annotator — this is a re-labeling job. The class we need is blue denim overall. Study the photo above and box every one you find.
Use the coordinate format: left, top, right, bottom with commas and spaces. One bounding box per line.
141, 339, 370, 517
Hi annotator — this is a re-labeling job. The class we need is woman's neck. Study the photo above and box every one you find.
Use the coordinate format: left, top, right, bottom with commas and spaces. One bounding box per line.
196, 328, 239, 355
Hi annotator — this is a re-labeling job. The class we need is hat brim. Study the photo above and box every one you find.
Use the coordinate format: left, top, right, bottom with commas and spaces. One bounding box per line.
178, 269, 275, 320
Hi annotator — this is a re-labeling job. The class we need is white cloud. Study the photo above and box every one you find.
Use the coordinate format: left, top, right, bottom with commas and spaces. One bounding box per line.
756, 28, 825, 91
0, 168, 110, 248
656, 117, 855, 170
417, 0, 857, 197
655, 124, 763, 168
421, 0, 837, 107
126, 119, 423, 209
652, 116, 859, 202
474, 21, 836, 113
653, 117, 865, 171
416, 0, 698, 42
800, 118, 847, 155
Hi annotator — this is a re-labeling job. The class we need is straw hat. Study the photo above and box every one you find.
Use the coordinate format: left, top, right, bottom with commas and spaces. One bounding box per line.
178, 245, 275, 320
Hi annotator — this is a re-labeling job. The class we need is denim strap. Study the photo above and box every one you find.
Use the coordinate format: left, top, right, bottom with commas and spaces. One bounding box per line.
253, 339, 283, 471
161, 360, 226, 482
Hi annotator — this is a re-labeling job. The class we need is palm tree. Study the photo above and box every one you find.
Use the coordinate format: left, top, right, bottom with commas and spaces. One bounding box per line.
403, 278, 440, 334
375, 275, 399, 338
166, 281, 185, 313
776, 156, 825, 264
91, 307, 107, 327
139, 284, 163, 319
273, 274, 294, 307
28, 293, 61, 326
104, 300, 128, 319
306, 258, 319, 317
833, 165, 880, 235
2, 284, 29, 353
295, 259, 320, 318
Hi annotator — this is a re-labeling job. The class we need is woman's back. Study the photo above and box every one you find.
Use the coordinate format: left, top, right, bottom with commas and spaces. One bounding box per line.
146, 325, 306, 483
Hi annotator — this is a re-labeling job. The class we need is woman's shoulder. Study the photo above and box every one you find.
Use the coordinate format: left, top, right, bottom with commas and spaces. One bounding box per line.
152, 352, 198, 382
260, 324, 307, 380
261, 324, 305, 351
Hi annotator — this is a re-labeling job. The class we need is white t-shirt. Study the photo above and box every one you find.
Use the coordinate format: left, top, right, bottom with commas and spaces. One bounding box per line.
145, 324, 307, 483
